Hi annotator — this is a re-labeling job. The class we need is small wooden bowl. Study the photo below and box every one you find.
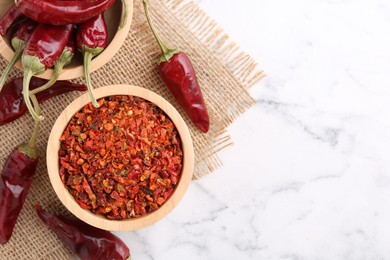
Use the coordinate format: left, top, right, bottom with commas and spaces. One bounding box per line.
47, 85, 194, 231
0, 0, 133, 80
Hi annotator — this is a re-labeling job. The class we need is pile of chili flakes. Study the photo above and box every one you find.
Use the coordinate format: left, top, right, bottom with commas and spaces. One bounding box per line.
59, 95, 183, 220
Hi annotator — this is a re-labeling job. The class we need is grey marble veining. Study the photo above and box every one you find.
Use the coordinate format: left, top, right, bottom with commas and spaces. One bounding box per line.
115, 0, 390, 259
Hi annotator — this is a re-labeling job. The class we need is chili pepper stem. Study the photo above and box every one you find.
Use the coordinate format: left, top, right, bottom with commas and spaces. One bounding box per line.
0, 42, 24, 92
119, 0, 128, 29
29, 65, 62, 96
28, 120, 40, 148
30, 42, 74, 96
18, 142, 39, 159
19, 94, 41, 159
83, 50, 101, 108
27, 95, 41, 149
143, 0, 179, 63
22, 55, 46, 121
23, 70, 44, 121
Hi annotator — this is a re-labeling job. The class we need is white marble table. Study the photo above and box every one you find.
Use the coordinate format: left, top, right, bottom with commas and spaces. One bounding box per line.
116, 0, 390, 259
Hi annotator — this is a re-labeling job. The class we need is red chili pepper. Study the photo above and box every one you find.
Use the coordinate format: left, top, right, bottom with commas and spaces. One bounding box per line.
0, 18, 38, 91
23, 24, 73, 71
47, 34, 76, 85
159, 53, 210, 132
0, 143, 39, 244
0, 58, 46, 244
35, 205, 131, 260
76, 13, 108, 108
0, 5, 22, 36
22, 23, 73, 121
0, 77, 87, 126
143, 0, 210, 133
15, 0, 115, 26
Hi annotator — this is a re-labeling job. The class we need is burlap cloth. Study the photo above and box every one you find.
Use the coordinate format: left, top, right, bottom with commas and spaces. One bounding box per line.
0, 0, 264, 258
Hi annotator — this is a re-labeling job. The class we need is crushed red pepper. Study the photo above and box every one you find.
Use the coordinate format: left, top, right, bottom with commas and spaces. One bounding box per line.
59, 95, 183, 220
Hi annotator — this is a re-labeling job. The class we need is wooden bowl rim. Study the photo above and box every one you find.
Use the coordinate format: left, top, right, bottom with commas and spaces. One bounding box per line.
0, 0, 133, 80
47, 85, 194, 231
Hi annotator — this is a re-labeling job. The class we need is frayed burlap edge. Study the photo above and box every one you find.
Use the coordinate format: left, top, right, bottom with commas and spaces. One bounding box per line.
159, 0, 265, 178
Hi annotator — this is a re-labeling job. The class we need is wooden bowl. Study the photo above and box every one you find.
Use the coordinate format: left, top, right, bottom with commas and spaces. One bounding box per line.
0, 0, 133, 80
47, 85, 194, 231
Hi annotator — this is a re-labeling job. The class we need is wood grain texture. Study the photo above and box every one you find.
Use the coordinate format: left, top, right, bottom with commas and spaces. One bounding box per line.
0, 0, 133, 80
46, 85, 194, 231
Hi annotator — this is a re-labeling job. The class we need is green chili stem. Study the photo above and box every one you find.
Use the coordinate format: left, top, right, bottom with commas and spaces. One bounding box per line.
119, 0, 129, 29
28, 94, 41, 148
0, 46, 23, 92
84, 51, 99, 108
30, 49, 74, 95
29, 63, 62, 96
143, 0, 179, 63
23, 69, 44, 121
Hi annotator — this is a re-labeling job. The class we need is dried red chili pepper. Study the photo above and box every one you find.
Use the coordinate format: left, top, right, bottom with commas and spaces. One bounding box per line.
143, 0, 210, 133
0, 77, 86, 126
35, 205, 131, 260
15, 0, 115, 26
0, 18, 38, 91
0, 5, 22, 36
76, 13, 108, 108
59, 96, 183, 219
22, 23, 73, 121
0, 115, 41, 244
0, 145, 39, 244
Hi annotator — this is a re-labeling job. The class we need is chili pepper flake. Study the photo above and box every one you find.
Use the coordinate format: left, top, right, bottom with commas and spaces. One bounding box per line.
59, 95, 183, 220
